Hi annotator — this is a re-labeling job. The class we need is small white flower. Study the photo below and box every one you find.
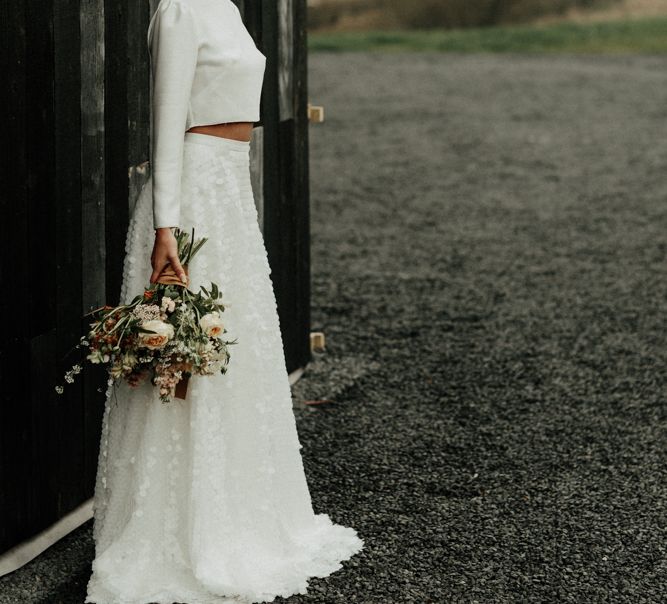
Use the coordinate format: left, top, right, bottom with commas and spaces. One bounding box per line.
121, 352, 138, 370
161, 296, 176, 313
55, 385, 64, 394
132, 304, 161, 322
87, 351, 102, 364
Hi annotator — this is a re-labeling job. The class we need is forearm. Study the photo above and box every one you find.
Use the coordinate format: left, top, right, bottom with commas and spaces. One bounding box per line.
148, 0, 200, 230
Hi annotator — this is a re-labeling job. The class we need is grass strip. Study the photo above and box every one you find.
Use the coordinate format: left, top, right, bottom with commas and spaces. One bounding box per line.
308, 17, 667, 53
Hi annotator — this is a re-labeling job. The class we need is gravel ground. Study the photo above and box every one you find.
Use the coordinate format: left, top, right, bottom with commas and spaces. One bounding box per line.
296, 53, 667, 602
3, 53, 667, 603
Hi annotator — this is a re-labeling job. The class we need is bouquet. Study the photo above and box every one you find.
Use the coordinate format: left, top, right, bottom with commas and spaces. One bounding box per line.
56, 228, 236, 403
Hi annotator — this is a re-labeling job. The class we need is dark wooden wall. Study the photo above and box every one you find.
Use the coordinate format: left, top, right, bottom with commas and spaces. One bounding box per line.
260, 0, 311, 377
0, 0, 310, 555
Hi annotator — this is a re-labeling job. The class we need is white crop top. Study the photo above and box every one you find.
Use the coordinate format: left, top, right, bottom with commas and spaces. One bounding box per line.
147, 0, 266, 229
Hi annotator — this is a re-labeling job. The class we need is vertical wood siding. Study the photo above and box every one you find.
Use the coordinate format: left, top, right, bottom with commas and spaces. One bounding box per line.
0, 0, 311, 554
260, 0, 312, 374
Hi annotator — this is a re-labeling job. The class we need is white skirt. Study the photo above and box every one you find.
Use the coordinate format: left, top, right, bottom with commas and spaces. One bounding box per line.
85, 132, 364, 604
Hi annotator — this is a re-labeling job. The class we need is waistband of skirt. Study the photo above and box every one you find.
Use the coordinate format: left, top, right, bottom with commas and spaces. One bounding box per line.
184, 131, 251, 151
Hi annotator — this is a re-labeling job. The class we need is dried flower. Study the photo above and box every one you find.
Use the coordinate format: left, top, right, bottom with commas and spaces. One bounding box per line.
132, 304, 161, 322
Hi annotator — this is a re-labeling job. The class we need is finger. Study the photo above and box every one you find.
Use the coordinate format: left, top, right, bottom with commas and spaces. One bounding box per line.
150, 247, 159, 282
168, 254, 187, 284
150, 256, 167, 284
150, 268, 160, 284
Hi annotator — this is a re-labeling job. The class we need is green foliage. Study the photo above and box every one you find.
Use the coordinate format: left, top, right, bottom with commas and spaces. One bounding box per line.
309, 17, 667, 53
173, 227, 208, 266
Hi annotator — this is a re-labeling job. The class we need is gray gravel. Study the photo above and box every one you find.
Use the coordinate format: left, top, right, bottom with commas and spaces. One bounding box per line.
3, 52, 667, 603
295, 53, 667, 602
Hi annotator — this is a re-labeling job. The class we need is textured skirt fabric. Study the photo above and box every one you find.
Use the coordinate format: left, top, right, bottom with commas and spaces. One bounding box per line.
85, 132, 364, 604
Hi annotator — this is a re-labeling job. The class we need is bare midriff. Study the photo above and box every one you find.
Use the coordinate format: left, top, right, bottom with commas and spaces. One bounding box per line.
187, 121, 254, 142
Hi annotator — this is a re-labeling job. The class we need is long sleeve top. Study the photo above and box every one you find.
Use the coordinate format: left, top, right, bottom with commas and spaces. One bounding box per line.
147, 0, 266, 229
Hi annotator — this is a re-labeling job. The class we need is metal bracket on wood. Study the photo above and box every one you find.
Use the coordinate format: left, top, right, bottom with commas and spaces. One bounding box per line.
310, 331, 326, 352
307, 103, 325, 124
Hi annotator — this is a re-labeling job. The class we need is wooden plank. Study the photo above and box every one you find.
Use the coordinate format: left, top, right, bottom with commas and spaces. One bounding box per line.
0, 0, 29, 553
80, 0, 106, 313
236, 0, 263, 50
259, 0, 280, 230
126, 0, 151, 169
278, 0, 311, 371
259, 2, 294, 363
240, 0, 263, 51
250, 126, 265, 232
0, 337, 30, 553
0, 2, 60, 552
278, 0, 294, 122
261, 0, 312, 373
53, 0, 86, 519
292, 0, 312, 370
277, 117, 299, 368
28, 328, 58, 535
25, 0, 58, 338
104, 0, 128, 307
79, 8, 110, 506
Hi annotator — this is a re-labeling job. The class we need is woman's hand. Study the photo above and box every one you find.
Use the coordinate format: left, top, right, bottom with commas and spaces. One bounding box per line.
150, 227, 187, 284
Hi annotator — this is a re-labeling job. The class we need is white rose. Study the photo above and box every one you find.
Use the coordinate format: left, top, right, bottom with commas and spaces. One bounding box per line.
138, 319, 175, 350
200, 312, 225, 338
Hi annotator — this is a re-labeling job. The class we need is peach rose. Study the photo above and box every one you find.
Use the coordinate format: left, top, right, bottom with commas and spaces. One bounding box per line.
138, 319, 175, 350
200, 312, 225, 338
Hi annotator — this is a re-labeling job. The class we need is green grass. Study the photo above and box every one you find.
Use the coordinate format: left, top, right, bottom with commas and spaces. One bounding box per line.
308, 17, 667, 53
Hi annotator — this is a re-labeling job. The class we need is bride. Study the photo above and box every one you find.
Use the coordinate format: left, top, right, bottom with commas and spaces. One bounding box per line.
84, 0, 364, 602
